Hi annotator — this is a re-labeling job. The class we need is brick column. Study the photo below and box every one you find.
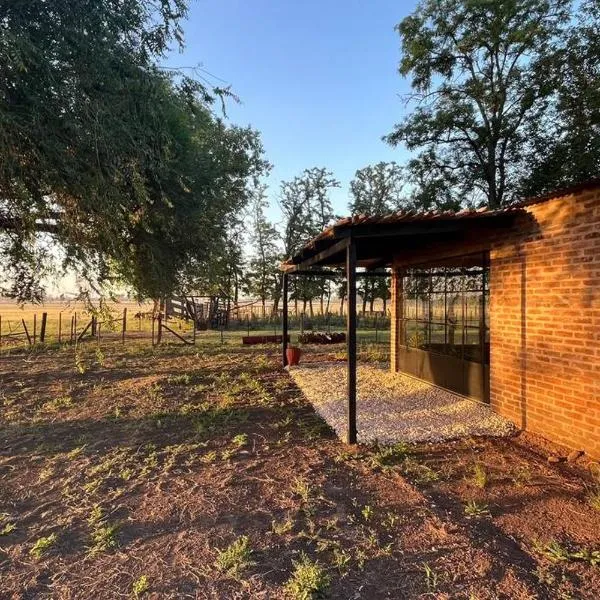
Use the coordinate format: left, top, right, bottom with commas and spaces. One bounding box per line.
389, 268, 403, 373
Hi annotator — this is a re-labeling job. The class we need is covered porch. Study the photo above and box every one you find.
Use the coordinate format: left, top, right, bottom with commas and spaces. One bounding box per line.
281, 207, 521, 444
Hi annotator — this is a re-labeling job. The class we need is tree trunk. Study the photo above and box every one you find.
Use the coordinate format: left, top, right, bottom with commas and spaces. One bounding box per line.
340, 296, 345, 316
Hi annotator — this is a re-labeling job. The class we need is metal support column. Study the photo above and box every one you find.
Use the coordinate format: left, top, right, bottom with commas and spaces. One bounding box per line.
282, 272, 289, 367
346, 238, 357, 444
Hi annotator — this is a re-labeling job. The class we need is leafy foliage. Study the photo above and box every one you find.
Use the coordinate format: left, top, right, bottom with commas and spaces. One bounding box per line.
0, 0, 268, 301
386, 0, 571, 208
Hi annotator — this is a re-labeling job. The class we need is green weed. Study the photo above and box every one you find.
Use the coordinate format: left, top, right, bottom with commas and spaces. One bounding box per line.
30, 533, 57, 559
403, 458, 440, 484
0, 522, 16, 536
285, 552, 330, 599
231, 433, 248, 447
272, 517, 294, 535
423, 562, 438, 591
167, 373, 192, 385
532, 539, 600, 565
95, 346, 105, 367
291, 477, 311, 503
464, 500, 490, 517
361, 505, 373, 522
471, 463, 488, 489
132, 575, 149, 597
587, 489, 600, 511
332, 548, 351, 575
88, 508, 119, 555
214, 535, 254, 578
369, 442, 411, 469
74, 351, 87, 374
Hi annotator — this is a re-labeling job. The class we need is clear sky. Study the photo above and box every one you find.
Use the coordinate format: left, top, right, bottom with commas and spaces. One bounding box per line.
164, 0, 419, 222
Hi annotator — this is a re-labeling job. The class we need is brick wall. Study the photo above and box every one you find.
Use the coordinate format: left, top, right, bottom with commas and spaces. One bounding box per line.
390, 186, 600, 457
489, 189, 600, 457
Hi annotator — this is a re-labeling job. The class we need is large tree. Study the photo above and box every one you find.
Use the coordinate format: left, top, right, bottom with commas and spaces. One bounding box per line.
386, 0, 571, 208
520, 0, 600, 195
0, 0, 268, 302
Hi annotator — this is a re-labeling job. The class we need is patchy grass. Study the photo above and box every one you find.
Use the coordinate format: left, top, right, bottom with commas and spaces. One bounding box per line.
1, 338, 599, 599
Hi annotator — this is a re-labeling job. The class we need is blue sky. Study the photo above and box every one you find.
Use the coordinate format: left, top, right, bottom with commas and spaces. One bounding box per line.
164, 0, 419, 222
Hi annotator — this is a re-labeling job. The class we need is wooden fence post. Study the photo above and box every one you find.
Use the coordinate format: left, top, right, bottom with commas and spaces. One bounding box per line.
33, 314, 37, 344
40, 312, 47, 343
22, 319, 32, 346
70, 315, 74, 343
122, 307, 127, 344
91, 316, 97, 337
151, 316, 155, 346
74, 313, 77, 342
156, 314, 162, 345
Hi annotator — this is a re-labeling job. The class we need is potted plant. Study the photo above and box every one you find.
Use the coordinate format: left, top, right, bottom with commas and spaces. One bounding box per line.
286, 345, 302, 366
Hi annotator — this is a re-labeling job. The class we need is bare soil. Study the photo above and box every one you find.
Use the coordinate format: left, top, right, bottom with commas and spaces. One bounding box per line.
0, 338, 599, 599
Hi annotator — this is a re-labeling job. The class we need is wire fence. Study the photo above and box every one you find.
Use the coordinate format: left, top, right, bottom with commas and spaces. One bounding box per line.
0, 307, 391, 355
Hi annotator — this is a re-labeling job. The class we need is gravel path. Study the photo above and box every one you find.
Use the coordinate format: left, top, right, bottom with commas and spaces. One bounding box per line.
288, 362, 515, 444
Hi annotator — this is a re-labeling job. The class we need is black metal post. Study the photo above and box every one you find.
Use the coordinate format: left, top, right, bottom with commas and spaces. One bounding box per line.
346, 239, 357, 444
282, 272, 289, 367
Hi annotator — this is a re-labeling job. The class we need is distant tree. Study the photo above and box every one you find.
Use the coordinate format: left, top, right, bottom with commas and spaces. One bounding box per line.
385, 0, 571, 208
349, 162, 407, 215
348, 163, 402, 313
246, 185, 281, 316
279, 168, 339, 315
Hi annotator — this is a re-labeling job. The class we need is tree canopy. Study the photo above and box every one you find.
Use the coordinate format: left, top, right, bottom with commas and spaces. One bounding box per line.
0, 0, 268, 302
386, 0, 572, 208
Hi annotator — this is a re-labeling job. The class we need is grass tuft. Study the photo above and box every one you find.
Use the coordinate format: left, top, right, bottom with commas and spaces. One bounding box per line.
464, 500, 490, 517
214, 535, 254, 578
132, 575, 150, 597
30, 533, 57, 559
285, 552, 330, 599
471, 463, 488, 489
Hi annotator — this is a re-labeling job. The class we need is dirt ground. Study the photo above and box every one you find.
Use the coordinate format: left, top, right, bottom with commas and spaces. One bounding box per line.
1, 338, 599, 599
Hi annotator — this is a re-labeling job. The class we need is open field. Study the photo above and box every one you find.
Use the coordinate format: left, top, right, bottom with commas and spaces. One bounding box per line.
1, 337, 599, 598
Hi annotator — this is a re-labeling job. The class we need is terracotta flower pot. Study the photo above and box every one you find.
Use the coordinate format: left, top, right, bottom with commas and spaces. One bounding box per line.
286, 346, 302, 366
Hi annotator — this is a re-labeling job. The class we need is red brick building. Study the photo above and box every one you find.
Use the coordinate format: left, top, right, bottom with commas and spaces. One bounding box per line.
283, 181, 600, 456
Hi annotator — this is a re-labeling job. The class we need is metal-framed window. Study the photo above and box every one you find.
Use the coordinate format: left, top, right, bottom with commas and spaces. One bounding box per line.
400, 254, 489, 365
